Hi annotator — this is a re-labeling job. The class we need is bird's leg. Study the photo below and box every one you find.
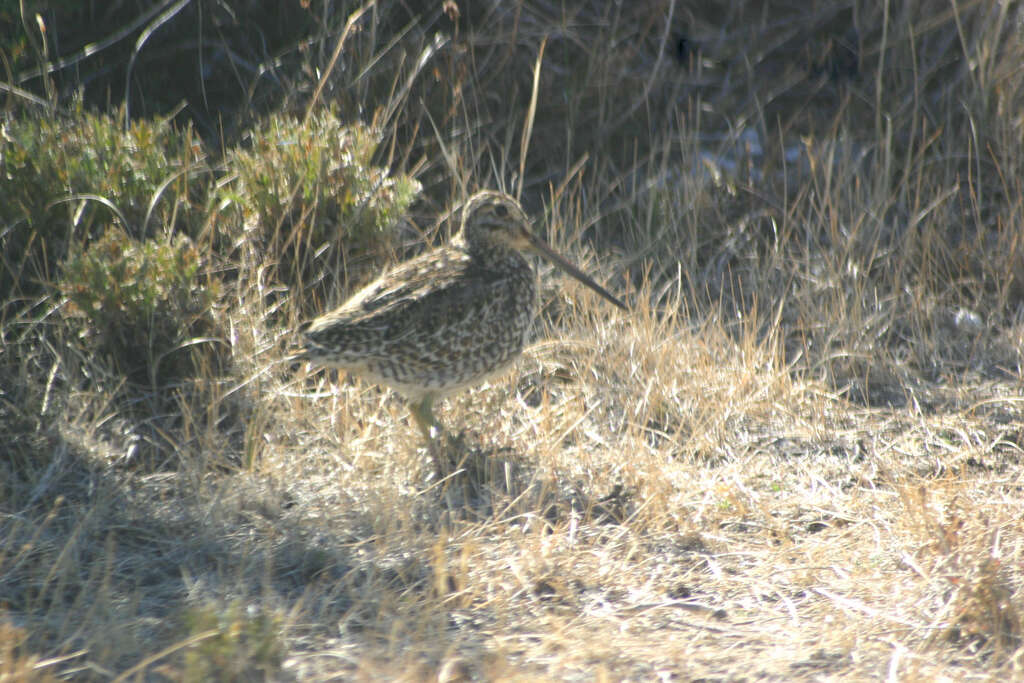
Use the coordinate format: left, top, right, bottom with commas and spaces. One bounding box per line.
410, 395, 448, 478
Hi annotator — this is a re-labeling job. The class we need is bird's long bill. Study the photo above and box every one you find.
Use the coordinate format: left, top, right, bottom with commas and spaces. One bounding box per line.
524, 228, 627, 310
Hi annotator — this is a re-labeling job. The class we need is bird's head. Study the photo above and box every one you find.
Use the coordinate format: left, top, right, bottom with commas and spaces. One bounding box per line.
461, 191, 534, 251
460, 190, 627, 310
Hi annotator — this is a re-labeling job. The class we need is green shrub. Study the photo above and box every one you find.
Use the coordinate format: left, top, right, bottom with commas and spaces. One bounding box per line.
227, 111, 419, 293
59, 227, 220, 387
181, 602, 285, 682
0, 110, 208, 298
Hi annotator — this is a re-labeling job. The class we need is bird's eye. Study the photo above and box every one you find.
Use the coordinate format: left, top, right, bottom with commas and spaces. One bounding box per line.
493, 204, 510, 218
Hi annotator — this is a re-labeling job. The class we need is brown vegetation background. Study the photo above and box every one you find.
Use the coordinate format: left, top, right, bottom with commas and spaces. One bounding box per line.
2, 1, 1023, 679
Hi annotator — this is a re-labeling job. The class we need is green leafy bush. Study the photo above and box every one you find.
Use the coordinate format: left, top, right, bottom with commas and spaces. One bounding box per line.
60, 227, 220, 387
181, 603, 285, 682
227, 111, 419, 291
0, 110, 207, 298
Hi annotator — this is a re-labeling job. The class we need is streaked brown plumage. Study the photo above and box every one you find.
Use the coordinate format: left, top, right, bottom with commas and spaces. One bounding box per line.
298, 190, 626, 475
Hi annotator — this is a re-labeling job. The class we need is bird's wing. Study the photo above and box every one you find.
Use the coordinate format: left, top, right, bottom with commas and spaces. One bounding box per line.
302, 247, 501, 343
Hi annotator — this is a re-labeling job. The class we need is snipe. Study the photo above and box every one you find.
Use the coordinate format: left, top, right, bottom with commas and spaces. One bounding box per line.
297, 190, 626, 476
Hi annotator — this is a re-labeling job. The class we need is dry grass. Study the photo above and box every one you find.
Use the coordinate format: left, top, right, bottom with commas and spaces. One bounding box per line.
3, 0, 1024, 680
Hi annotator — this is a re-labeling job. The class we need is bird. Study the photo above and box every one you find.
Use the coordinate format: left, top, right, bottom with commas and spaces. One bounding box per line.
296, 190, 626, 476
